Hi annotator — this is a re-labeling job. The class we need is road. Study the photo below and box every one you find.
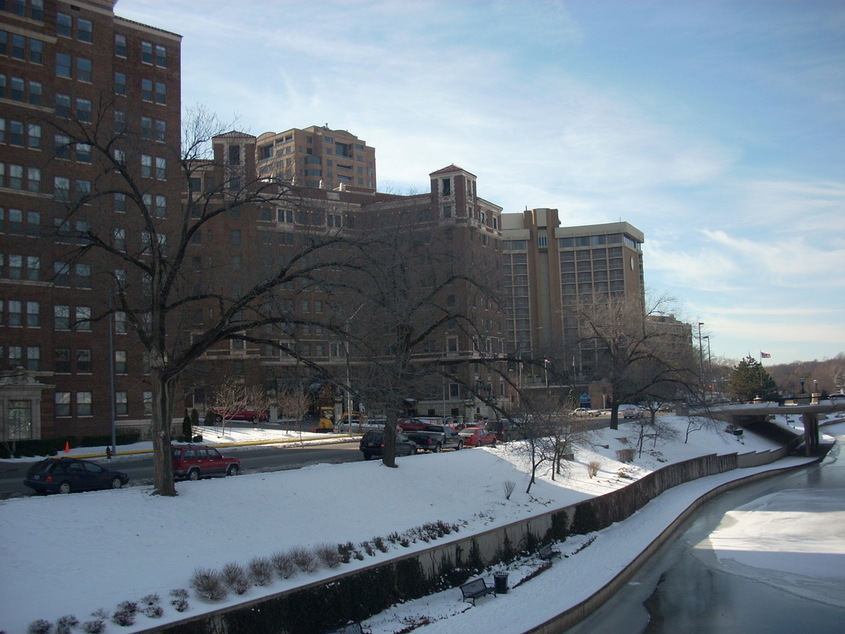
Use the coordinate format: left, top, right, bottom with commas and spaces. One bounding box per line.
0, 439, 362, 499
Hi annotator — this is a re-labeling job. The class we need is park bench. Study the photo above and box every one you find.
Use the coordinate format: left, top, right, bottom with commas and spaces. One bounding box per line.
460, 577, 496, 605
538, 544, 561, 561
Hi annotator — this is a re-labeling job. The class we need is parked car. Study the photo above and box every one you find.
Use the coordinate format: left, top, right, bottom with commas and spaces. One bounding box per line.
24, 458, 129, 494
359, 430, 418, 460
406, 425, 464, 452
573, 408, 600, 417
212, 408, 269, 423
458, 427, 498, 447
397, 417, 444, 432
619, 405, 643, 419
171, 444, 241, 480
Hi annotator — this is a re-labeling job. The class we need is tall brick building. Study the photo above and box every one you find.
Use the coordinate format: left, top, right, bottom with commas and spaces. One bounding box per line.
0, 0, 181, 442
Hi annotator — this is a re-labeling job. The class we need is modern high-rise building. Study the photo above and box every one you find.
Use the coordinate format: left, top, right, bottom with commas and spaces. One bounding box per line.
502, 208, 645, 387
255, 125, 376, 192
0, 0, 182, 441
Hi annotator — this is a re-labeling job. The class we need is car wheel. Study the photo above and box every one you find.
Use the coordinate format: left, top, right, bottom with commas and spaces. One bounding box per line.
411, 447, 417, 455
226, 464, 239, 476
215, 414, 223, 423
59, 481, 71, 494
362, 452, 372, 460
456, 440, 463, 450
110, 477, 123, 489
188, 468, 200, 481
433, 443, 442, 453
251, 416, 259, 423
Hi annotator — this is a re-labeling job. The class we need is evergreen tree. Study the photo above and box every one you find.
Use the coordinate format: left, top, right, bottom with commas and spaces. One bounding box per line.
726, 356, 779, 402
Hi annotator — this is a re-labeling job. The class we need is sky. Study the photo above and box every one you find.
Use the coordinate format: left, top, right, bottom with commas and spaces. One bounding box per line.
3, 416, 841, 633
114, 0, 845, 364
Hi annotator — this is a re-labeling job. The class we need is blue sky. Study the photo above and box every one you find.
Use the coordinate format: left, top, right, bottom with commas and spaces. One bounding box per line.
116, 0, 845, 364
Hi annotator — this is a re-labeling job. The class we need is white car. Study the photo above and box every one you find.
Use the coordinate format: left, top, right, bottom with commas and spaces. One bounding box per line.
619, 405, 643, 419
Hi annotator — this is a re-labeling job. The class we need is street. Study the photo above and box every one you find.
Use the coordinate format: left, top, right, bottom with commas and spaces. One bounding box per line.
0, 439, 362, 499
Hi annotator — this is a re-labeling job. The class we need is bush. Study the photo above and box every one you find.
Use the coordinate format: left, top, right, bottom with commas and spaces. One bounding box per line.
290, 546, 317, 573
222, 562, 251, 595
27, 619, 53, 634
191, 567, 227, 602
80, 620, 106, 634
111, 601, 137, 626
169, 588, 190, 613
315, 543, 342, 568
587, 460, 601, 478
271, 550, 297, 579
55, 615, 79, 634
616, 448, 635, 463
248, 556, 275, 586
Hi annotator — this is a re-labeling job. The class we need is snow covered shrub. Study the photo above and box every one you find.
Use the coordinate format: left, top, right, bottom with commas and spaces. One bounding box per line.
191, 567, 227, 602
616, 448, 635, 463
361, 540, 376, 556
290, 546, 317, 573
587, 460, 601, 478
337, 542, 355, 563
169, 588, 189, 613
271, 550, 297, 579
222, 562, 251, 595
372, 536, 389, 553
80, 620, 106, 634
503, 479, 516, 499
248, 556, 275, 586
55, 615, 79, 634
316, 543, 342, 567
111, 600, 138, 626
139, 594, 163, 618
27, 619, 53, 634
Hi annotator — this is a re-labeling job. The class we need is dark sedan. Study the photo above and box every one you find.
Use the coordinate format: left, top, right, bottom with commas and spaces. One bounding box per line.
24, 458, 129, 494
360, 430, 418, 460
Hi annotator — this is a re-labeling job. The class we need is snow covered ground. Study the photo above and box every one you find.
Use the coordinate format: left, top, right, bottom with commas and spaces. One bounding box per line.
1, 415, 840, 634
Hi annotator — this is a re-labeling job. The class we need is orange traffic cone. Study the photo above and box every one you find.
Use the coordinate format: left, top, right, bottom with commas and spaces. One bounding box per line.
64, 441, 70, 453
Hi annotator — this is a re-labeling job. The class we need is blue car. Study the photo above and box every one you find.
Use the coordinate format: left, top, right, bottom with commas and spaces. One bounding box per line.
24, 457, 129, 494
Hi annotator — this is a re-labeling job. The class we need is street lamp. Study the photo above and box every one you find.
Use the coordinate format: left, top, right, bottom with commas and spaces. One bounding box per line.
697, 322, 704, 375
703, 335, 712, 394
800, 376, 806, 395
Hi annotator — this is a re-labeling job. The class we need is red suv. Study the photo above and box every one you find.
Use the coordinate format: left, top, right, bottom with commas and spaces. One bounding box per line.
171, 445, 241, 480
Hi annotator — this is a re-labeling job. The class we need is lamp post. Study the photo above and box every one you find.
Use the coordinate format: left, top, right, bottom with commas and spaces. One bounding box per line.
800, 377, 805, 395
697, 322, 704, 376
703, 335, 711, 394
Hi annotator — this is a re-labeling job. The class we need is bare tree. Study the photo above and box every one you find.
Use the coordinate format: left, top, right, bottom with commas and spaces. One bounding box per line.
208, 382, 271, 436
344, 207, 501, 467
577, 293, 697, 430
276, 387, 311, 442
45, 106, 359, 495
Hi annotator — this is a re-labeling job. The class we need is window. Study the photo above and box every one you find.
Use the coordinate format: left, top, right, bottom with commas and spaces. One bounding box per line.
114, 72, 126, 95
155, 156, 166, 180
75, 306, 91, 331
154, 81, 166, 104
9, 120, 23, 146
115, 392, 128, 416
56, 53, 71, 78
26, 346, 39, 371
77, 19, 92, 43
53, 262, 70, 285
115, 350, 127, 373
28, 80, 41, 105
141, 154, 152, 178
442, 178, 451, 196
8, 254, 22, 279
155, 119, 166, 142
11, 33, 24, 59
7, 300, 21, 326
76, 98, 91, 123
155, 44, 166, 67
230, 229, 241, 246
27, 123, 40, 149
76, 57, 92, 82
143, 391, 152, 417
155, 195, 166, 218
26, 167, 40, 193
113, 228, 125, 251
54, 176, 70, 202
55, 305, 70, 329
55, 392, 71, 416
55, 93, 70, 117
141, 78, 152, 101
10, 76, 23, 101
229, 145, 240, 165
114, 109, 125, 133
25, 256, 38, 280
76, 142, 91, 163
141, 41, 152, 64
8, 345, 22, 367
77, 392, 92, 416
141, 116, 152, 139
26, 301, 38, 326
31, 0, 44, 21
114, 192, 126, 212
54, 348, 70, 373
75, 263, 91, 288
115, 311, 126, 334
56, 13, 72, 37
77, 348, 91, 373
115, 33, 126, 57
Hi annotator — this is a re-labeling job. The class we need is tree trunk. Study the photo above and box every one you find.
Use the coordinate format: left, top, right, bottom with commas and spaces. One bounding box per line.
609, 401, 620, 431
382, 416, 398, 468
151, 369, 177, 496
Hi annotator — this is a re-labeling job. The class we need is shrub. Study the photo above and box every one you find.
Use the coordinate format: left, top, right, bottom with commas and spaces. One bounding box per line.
222, 562, 251, 594
361, 541, 376, 556
337, 542, 355, 564
139, 594, 162, 618
587, 460, 601, 478
169, 588, 189, 613
616, 448, 635, 463
56, 615, 79, 634
289, 546, 317, 573
372, 536, 389, 553
27, 620, 53, 634
503, 480, 516, 499
271, 551, 297, 579
191, 567, 227, 602
316, 543, 342, 568
248, 556, 275, 586
111, 601, 138, 626
80, 620, 106, 634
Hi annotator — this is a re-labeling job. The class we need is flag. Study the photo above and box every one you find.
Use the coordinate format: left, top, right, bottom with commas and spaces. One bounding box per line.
760, 351, 771, 358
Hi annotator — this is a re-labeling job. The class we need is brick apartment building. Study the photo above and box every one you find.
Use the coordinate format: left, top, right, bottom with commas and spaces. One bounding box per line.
0, 0, 181, 442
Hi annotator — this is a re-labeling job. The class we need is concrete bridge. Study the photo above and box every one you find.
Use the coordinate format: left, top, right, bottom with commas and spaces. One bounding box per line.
690, 399, 845, 456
